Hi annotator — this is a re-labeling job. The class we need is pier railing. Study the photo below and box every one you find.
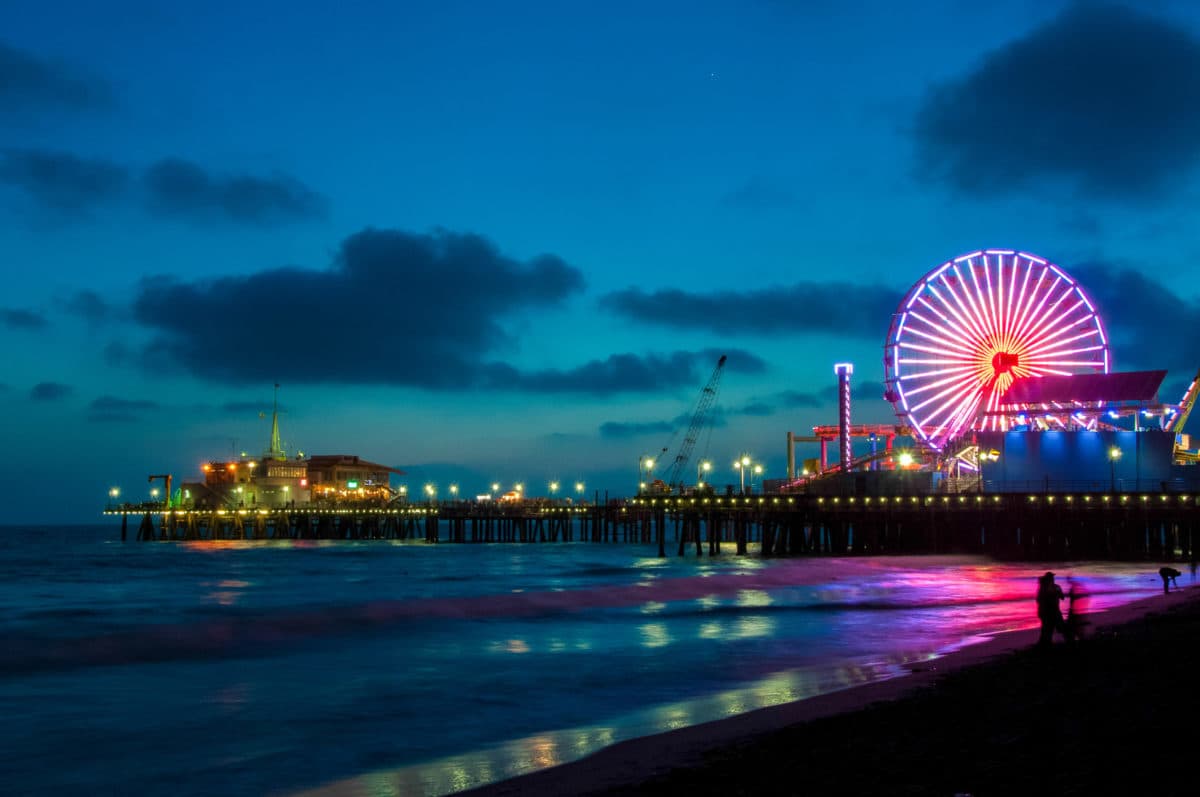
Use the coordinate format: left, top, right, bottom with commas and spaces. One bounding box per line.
104, 491, 1200, 561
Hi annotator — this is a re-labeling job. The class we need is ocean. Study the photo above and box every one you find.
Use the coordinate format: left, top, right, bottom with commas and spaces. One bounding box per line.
0, 524, 1178, 796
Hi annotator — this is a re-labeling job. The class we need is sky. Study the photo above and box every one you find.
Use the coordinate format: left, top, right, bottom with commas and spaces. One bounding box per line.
4, 0, 1200, 521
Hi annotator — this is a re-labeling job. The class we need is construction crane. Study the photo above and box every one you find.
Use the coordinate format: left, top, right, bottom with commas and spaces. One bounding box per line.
660, 354, 727, 492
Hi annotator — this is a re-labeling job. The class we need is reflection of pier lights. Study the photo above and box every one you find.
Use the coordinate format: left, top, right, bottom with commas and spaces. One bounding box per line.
835, 363, 853, 472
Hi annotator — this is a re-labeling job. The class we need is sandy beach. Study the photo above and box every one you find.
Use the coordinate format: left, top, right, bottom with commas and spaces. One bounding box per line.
467, 582, 1200, 796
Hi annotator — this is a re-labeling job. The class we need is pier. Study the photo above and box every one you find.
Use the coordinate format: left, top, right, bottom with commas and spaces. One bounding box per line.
105, 491, 1200, 561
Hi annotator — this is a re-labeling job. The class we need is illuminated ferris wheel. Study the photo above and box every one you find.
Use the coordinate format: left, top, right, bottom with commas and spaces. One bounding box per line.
883, 250, 1110, 451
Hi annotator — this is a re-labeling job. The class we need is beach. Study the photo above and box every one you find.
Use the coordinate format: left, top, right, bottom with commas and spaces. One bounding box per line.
469, 583, 1200, 796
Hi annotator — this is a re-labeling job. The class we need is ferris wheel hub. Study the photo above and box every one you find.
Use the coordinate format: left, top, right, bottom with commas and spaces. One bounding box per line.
991, 351, 1019, 375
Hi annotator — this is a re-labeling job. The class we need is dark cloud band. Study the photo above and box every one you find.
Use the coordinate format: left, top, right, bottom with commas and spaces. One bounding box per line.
914, 4, 1200, 199
599, 282, 899, 337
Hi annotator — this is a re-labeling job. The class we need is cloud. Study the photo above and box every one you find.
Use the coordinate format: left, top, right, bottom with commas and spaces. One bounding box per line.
89, 396, 159, 413
65, 290, 112, 324
143, 158, 327, 224
913, 3, 1200, 199
599, 282, 899, 337
87, 395, 159, 423
2, 307, 47, 329
599, 418, 679, 439
132, 226, 589, 386
485, 348, 764, 395
1071, 261, 1200, 376
730, 381, 889, 418
720, 176, 798, 210
0, 40, 111, 111
0, 149, 127, 213
29, 382, 71, 401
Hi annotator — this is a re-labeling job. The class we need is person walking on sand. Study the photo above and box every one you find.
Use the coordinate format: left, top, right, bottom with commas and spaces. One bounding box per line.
1036, 572, 1070, 648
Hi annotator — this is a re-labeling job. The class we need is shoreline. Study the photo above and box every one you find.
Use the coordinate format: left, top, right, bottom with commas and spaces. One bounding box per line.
464, 584, 1199, 796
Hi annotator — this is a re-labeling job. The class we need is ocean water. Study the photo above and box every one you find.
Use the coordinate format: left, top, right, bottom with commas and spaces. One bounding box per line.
0, 524, 1181, 796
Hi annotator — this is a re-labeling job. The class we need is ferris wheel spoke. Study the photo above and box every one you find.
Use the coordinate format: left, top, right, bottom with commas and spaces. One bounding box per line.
910, 302, 976, 344
907, 371, 984, 414
1008, 265, 1047, 351
903, 369, 983, 398
901, 321, 978, 356
1020, 282, 1076, 347
907, 306, 974, 348
937, 271, 991, 345
1004, 255, 1020, 343
1010, 271, 1063, 345
983, 256, 1002, 341
956, 262, 996, 342
898, 364, 978, 381
1023, 332, 1105, 360
929, 281, 989, 346
927, 384, 985, 444
1025, 298, 1086, 347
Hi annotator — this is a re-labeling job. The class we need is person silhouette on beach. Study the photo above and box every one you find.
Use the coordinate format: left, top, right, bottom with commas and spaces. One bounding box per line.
1065, 578, 1089, 641
1036, 572, 1070, 648
1159, 566, 1181, 594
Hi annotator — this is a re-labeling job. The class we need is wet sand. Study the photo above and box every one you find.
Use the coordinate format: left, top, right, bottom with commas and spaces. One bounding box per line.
468, 584, 1200, 796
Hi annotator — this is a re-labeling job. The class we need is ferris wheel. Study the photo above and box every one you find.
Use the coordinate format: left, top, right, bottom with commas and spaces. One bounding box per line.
883, 250, 1110, 451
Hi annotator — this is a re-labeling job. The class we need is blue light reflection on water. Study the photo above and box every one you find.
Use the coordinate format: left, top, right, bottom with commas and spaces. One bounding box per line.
0, 526, 1178, 796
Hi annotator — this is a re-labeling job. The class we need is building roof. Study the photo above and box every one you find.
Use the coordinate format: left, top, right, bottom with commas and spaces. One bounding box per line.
1002, 370, 1167, 405
303, 454, 404, 475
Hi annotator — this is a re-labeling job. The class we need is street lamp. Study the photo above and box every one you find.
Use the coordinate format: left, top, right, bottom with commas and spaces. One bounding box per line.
491, 482, 500, 495
697, 460, 712, 489
1109, 445, 1122, 492
752, 463, 763, 493
575, 481, 585, 495
639, 456, 656, 491
109, 487, 120, 501
424, 483, 436, 503
735, 455, 752, 494
449, 483, 459, 501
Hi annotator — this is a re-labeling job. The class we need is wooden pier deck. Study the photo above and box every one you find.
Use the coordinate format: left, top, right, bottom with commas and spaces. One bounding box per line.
104, 491, 1200, 561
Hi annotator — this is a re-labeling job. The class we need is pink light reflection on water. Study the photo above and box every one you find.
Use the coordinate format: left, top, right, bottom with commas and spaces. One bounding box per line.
288, 557, 1165, 797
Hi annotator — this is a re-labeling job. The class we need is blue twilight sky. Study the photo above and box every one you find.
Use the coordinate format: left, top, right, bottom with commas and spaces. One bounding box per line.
4, 0, 1200, 521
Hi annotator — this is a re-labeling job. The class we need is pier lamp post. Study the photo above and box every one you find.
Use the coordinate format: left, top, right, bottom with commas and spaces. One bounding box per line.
491, 482, 500, 496
399, 485, 408, 504
735, 455, 751, 494
575, 481, 585, 496
697, 460, 712, 489
639, 456, 656, 492
752, 463, 764, 494
1109, 446, 1122, 492
515, 483, 524, 498
424, 483, 436, 504
549, 481, 559, 501
108, 487, 120, 507
449, 483, 458, 502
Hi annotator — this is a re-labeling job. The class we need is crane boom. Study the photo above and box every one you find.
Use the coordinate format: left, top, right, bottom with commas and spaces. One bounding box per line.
665, 355, 727, 490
